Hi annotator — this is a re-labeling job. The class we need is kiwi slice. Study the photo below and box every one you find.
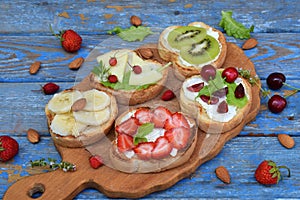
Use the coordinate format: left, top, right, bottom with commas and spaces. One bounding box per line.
179, 35, 220, 65
167, 26, 207, 50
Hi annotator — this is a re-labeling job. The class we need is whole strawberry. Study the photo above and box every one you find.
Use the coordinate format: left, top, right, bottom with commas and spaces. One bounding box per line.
0, 136, 19, 162
255, 160, 290, 185
50, 25, 82, 52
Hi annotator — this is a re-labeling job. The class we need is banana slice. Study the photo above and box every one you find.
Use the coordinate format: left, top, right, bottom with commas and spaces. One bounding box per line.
50, 113, 87, 136
48, 90, 83, 114
82, 89, 111, 111
73, 107, 110, 126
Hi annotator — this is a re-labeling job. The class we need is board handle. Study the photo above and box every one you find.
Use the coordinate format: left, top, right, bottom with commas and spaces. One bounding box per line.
3, 170, 87, 200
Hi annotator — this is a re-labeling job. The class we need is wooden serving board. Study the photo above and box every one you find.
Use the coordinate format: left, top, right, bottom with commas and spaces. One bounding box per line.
4, 42, 260, 199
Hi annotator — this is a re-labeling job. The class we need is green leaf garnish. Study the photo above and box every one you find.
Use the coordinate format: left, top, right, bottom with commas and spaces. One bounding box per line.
92, 60, 110, 81
226, 82, 248, 108
219, 10, 254, 39
133, 123, 154, 145
108, 26, 153, 42
197, 71, 225, 97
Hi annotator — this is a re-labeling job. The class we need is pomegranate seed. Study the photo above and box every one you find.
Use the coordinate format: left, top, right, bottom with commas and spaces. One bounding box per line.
132, 65, 142, 74
108, 75, 118, 83
109, 57, 117, 66
161, 90, 175, 101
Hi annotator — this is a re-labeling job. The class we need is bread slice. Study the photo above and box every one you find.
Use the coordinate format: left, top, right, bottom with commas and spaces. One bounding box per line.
179, 70, 252, 134
158, 22, 227, 80
89, 49, 170, 106
109, 106, 198, 173
45, 89, 118, 148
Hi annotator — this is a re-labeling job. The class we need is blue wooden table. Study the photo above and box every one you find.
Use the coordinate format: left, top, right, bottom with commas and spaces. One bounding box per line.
0, 0, 299, 199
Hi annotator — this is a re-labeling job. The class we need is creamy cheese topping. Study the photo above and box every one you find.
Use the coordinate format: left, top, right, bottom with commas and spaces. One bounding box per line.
182, 76, 249, 122
162, 24, 222, 68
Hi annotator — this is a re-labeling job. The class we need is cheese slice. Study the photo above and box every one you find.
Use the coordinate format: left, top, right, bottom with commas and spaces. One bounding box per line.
96, 49, 129, 83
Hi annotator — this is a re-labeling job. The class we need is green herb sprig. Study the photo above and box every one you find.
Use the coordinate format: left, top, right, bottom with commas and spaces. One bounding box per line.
30, 158, 76, 172
92, 60, 110, 81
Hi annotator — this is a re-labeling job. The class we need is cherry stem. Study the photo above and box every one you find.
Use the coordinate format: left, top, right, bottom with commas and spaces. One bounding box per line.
283, 82, 300, 91
278, 166, 291, 177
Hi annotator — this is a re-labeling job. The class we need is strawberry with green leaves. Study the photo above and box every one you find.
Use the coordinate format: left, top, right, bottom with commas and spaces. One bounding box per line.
50, 25, 82, 52
0, 135, 19, 162
255, 160, 290, 185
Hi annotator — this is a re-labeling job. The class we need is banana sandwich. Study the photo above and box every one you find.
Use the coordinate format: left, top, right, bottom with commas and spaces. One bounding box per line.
45, 89, 118, 147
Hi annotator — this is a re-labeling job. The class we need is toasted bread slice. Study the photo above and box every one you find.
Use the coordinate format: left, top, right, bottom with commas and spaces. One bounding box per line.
89, 49, 170, 106
109, 107, 198, 173
179, 71, 252, 134
45, 89, 118, 148
158, 22, 227, 80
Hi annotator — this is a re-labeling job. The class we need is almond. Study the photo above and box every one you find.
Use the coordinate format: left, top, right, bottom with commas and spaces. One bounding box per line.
27, 128, 40, 144
29, 61, 41, 74
69, 57, 84, 70
215, 166, 231, 184
71, 98, 87, 112
130, 15, 142, 26
242, 38, 258, 50
278, 134, 295, 149
138, 48, 153, 59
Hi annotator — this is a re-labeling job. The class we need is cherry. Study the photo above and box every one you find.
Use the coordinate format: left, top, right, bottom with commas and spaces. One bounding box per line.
234, 83, 245, 98
108, 75, 118, 83
187, 82, 204, 92
132, 65, 142, 74
200, 65, 216, 82
109, 57, 117, 66
217, 101, 228, 113
213, 87, 228, 97
200, 95, 219, 105
222, 67, 239, 83
266, 72, 286, 90
268, 95, 287, 113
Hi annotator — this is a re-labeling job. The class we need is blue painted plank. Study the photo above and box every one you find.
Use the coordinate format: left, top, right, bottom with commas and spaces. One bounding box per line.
1, 0, 300, 35
1, 137, 299, 199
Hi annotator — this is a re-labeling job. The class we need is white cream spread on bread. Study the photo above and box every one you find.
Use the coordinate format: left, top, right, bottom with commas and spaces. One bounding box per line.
182, 76, 249, 122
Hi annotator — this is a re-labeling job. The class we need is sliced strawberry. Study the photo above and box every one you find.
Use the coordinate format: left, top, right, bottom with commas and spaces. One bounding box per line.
115, 117, 139, 136
165, 112, 190, 130
152, 136, 173, 159
133, 142, 155, 160
152, 106, 172, 128
134, 108, 153, 124
165, 127, 190, 150
117, 133, 134, 153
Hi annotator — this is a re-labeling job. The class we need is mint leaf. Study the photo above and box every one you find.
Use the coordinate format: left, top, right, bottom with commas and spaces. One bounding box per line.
226, 82, 248, 108
197, 71, 225, 98
118, 26, 153, 42
219, 10, 254, 39
107, 26, 123, 35
133, 123, 154, 145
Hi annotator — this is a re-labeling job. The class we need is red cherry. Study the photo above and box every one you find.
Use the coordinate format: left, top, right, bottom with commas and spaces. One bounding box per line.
266, 72, 286, 90
200, 65, 216, 82
42, 82, 60, 95
268, 95, 287, 113
109, 57, 117, 66
108, 75, 118, 83
132, 65, 142, 74
222, 67, 239, 83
